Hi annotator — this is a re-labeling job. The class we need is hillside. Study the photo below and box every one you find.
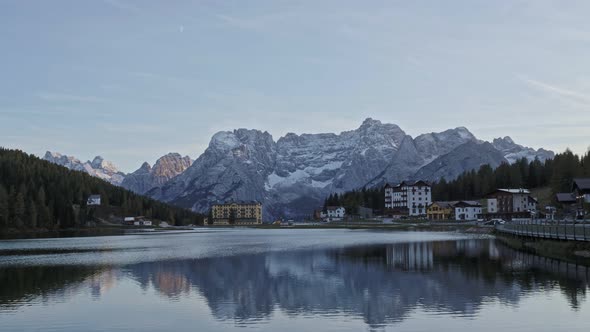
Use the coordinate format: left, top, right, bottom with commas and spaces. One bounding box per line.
0, 148, 203, 232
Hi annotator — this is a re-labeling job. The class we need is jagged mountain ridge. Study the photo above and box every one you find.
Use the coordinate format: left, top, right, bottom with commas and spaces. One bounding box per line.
43, 118, 554, 220
121, 153, 193, 194
492, 136, 554, 164
410, 141, 508, 182
43, 152, 126, 185
147, 118, 554, 220
43, 151, 193, 191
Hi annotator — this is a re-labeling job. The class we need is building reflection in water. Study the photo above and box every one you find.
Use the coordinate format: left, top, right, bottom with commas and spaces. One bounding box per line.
1, 239, 589, 328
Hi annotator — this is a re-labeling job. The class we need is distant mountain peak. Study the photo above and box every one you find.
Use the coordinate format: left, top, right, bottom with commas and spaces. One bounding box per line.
43, 151, 125, 185
140, 162, 152, 171
360, 117, 382, 127
121, 152, 193, 194
502, 136, 515, 144
491, 136, 553, 163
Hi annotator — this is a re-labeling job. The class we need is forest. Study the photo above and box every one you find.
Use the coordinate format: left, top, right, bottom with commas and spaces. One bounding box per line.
324, 149, 590, 214
0, 148, 204, 231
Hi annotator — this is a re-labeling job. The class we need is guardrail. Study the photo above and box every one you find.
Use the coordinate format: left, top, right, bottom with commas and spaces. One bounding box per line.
497, 222, 590, 242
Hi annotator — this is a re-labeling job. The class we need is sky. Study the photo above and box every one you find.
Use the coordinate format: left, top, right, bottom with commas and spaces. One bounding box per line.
1, 0, 590, 172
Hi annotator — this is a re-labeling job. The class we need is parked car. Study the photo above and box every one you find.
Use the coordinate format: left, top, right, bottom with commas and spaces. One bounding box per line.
484, 219, 506, 226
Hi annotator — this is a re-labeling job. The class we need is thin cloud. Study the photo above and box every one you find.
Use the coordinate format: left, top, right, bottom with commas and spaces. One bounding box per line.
519, 76, 590, 105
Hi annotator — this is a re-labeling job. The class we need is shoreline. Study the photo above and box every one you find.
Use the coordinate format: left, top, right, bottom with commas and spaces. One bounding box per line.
494, 232, 590, 264
0, 225, 195, 240
4, 224, 590, 267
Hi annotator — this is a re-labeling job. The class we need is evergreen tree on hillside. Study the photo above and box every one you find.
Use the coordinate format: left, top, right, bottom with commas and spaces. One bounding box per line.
0, 184, 8, 228
0, 148, 204, 232
325, 149, 590, 210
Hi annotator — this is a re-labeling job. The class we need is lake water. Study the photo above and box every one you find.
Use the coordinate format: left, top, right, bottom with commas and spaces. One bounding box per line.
1, 229, 590, 331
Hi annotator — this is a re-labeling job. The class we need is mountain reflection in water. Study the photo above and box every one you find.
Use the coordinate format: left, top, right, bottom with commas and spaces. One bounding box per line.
1, 237, 588, 330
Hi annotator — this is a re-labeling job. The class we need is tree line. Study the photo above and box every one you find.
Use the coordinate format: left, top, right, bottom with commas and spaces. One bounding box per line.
0, 148, 204, 231
324, 149, 590, 213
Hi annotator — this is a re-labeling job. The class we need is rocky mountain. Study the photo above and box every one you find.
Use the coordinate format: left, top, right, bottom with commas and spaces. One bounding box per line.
492, 136, 554, 163
43, 152, 126, 185
43, 119, 556, 221
121, 153, 193, 194
410, 141, 507, 182
148, 129, 277, 215
147, 118, 549, 220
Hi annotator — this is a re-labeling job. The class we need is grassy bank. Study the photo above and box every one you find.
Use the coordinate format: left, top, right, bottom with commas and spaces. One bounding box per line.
495, 232, 590, 263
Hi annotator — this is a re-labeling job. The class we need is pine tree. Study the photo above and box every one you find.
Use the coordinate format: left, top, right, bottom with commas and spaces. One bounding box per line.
13, 191, 25, 228
0, 184, 8, 228
27, 199, 38, 228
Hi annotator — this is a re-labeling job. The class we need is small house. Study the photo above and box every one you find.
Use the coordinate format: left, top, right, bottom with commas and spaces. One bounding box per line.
326, 206, 346, 220
87, 195, 101, 206
573, 178, 590, 203
454, 201, 482, 221
427, 201, 455, 221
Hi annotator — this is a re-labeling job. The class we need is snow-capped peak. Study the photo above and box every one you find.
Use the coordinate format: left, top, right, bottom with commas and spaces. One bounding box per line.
43, 151, 125, 185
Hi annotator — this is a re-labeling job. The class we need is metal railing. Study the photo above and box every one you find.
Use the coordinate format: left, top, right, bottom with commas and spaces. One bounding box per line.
496, 221, 590, 242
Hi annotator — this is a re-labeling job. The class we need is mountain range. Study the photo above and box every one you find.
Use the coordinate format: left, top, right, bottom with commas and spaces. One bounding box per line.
43, 152, 127, 185
43, 118, 554, 220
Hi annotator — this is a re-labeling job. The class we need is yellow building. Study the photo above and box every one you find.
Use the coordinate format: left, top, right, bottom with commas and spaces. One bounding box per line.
427, 201, 455, 221
211, 201, 262, 225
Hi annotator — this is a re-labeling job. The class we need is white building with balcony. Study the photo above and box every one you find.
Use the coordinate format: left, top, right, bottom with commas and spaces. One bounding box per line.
384, 181, 432, 216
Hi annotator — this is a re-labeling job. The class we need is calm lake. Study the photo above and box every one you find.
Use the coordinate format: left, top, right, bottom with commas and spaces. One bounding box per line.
1, 229, 589, 331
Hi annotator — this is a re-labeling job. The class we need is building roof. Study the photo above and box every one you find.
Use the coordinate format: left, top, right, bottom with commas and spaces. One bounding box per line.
497, 188, 530, 194
214, 201, 262, 206
573, 178, 590, 192
454, 200, 482, 207
327, 206, 344, 211
485, 188, 530, 197
430, 201, 457, 209
385, 180, 432, 189
88, 194, 101, 200
556, 193, 576, 203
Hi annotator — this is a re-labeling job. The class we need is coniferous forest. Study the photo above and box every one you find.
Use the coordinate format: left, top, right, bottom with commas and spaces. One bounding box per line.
0, 148, 203, 232
325, 149, 590, 214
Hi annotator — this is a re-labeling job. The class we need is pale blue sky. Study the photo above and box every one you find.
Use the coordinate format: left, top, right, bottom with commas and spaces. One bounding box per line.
1, 0, 590, 172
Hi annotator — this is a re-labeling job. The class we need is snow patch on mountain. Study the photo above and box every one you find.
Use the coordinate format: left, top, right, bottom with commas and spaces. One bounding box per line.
492, 136, 555, 163
43, 151, 126, 185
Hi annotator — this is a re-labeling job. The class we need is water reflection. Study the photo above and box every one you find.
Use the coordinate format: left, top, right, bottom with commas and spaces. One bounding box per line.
1, 239, 589, 329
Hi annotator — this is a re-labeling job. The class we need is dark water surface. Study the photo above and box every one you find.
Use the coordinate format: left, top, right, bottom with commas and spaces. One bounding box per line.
1, 229, 589, 331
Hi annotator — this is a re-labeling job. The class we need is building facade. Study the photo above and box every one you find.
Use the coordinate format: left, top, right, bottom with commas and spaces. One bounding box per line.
453, 201, 482, 221
385, 181, 431, 216
485, 189, 537, 220
573, 178, 590, 203
326, 206, 346, 220
211, 202, 262, 225
427, 202, 454, 220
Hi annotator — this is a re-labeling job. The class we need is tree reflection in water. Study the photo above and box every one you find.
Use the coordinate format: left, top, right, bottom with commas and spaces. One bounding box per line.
1, 239, 588, 328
